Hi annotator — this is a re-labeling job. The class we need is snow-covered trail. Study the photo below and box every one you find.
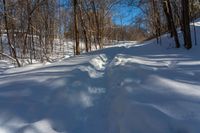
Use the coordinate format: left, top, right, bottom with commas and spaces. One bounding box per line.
0, 20, 200, 133
1, 44, 200, 133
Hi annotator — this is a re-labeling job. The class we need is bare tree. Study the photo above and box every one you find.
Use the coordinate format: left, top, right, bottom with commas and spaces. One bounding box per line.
182, 0, 192, 49
2, 0, 21, 66
163, 0, 180, 48
73, 0, 80, 55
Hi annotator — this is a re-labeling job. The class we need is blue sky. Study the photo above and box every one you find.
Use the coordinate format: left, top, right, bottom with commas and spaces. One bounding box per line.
112, 5, 142, 25
59, 0, 141, 26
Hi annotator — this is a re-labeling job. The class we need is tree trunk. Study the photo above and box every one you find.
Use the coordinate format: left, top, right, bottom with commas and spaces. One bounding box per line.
78, 2, 89, 52
3, 0, 21, 67
91, 1, 102, 49
0, 32, 3, 59
151, 0, 161, 44
182, 0, 192, 49
73, 0, 80, 55
163, 0, 180, 48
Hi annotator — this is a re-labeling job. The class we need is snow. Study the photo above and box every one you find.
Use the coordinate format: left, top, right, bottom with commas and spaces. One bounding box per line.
0, 60, 15, 74
0, 20, 200, 133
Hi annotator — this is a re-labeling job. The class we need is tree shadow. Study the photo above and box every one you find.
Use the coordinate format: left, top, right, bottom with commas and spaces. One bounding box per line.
0, 58, 110, 133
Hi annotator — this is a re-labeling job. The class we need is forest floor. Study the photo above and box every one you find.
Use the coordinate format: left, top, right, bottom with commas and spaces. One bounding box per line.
0, 19, 200, 133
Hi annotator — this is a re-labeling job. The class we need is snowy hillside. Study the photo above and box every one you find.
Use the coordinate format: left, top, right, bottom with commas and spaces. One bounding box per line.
0, 20, 200, 133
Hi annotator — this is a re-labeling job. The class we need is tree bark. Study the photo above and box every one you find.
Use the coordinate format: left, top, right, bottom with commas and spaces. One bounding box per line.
182, 0, 192, 49
78, 2, 89, 52
73, 0, 80, 55
163, 0, 180, 48
91, 0, 103, 49
3, 0, 21, 67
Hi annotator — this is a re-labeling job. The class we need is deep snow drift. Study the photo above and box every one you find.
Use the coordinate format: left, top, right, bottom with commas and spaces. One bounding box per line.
0, 20, 200, 133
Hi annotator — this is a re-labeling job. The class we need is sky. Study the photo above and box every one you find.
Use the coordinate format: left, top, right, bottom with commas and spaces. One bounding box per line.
59, 0, 142, 26
112, 5, 142, 25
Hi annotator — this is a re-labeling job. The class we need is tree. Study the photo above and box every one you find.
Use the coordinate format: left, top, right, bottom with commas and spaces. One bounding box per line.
2, 0, 21, 67
150, 0, 161, 44
182, 0, 192, 49
73, 0, 80, 55
163, 0, 180, 48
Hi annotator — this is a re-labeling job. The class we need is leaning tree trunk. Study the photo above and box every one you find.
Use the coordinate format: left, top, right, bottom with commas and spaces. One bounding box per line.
163, 0, 180, 48
182, 0, 192, 49
3, 0, 21, 67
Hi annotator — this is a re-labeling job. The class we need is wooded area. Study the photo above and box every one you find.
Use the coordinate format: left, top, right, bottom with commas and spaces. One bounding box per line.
0, 0, 200, 67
